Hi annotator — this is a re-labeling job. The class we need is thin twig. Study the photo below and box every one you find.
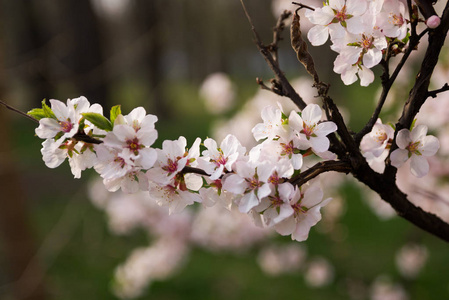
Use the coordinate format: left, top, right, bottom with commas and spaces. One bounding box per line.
240, 0, 307, 110
428, 83, 449, 98
0, 100, 39, 124
290, 160, 351, 187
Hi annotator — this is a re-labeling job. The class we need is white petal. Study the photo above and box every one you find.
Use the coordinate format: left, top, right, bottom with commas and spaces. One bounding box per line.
307, 25, 330, 46
390, 148, 409, 168
410, 155, 429, 178
396, 129, 411, 149
420, 135, 440, 156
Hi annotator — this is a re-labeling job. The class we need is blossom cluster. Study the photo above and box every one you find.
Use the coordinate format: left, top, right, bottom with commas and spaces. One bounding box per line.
306, 0, 415, 86
360, 118, 439, 177
30, 97, 338, 242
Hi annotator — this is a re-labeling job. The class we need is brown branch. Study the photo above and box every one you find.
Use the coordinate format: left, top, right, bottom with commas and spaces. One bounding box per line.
428, 83, 449, 98
240, 0, 307, 110
353, 161, 449, 242
269, 10, 292, 63
0, 100, 39, 124
290, 160, 351, 187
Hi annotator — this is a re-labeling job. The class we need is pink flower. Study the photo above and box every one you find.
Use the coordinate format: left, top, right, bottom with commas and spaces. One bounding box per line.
390, 125, 440, 177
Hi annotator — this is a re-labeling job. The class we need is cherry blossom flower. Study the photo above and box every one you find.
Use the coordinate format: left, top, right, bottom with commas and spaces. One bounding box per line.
305, 0, 368, 47
376, 0, 408, 40
149, 182, 202, 215
197, 134, 246, 180
252, 105, 285, 141
256, 182, 295, 227
274, 181, 331, 242
361, 118, 394, 157
222, 160, 275, 213
390, 125, 440, 177
146, 136, 200, 185
35, 96, 90, 140
289, 104, 337, 154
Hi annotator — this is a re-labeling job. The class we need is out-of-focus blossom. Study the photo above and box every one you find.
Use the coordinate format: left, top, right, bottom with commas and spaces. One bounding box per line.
395, 243, 428, 279
304, 257, 334, 288
199, 72, 236, 115
190, 205, 270, 252
257, 244, 307, 276
370, 276, 409, 300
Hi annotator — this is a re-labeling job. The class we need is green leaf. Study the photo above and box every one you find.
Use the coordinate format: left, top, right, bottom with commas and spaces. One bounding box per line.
27, 108, 47, 120
82, 112, 113, 131
110, 105, 122, 125
42, 99, 57, 119
410, 118, 417, 131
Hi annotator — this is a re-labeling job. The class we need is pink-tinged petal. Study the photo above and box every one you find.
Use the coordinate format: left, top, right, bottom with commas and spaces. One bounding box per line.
138, 147, 157, 169
275, 216, 296, 236
125, 107, 146, 124
50, 99, 69, 120
138, 129, 158, 146
390, 148, 409, 168
346, 17, 366, 35
302, 104, 322, 126
341, 67, 358, 85
113, 124, 136, 141
239, 192, 259, 213
257, 184, 272, 200
41, 139, 66, 168
222, 174, 246, 194
358, 66, 375, 87
88, 103, 103, 114
302, 186, 324, 208
410, 155, 429, 178
140, 114, 158, 131
363, 49, 382, 69
307, 6, 335, 25
346, 0, 367, 15
71, 96, 90, 113
396, 129, 411, 149
188, 137, 202, 160
103, 131, 124, 149
288, 111, 304, 132
316, 122, 337, 136
307, 25, 330, 46
420, 135, 440, 156
210, 164, 225, 180
310, 137, 330, 153
35, 118, 61, 139
411, 125, 428, 142
328, 0, 345, 10
291, 154, 303, 170
272, 204, 295, 225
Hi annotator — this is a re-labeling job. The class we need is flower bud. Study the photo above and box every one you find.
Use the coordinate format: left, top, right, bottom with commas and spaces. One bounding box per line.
426, 15, 441, 29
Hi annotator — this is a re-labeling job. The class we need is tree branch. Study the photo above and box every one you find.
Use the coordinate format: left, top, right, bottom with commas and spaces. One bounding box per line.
240, 0, 307, 110
290, 160, 351, 187
0, 100, 39, 124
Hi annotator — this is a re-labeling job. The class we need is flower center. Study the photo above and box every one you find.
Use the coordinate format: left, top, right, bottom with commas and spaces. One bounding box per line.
407, 141, 421, 155
213, 153, 228, 167
280, 141, 294, 156
375, 131, 388, 143
162, 158, 179, 174
114, 156, 126, 168
334, 6, 348, 23
361, 35, 373, 50
126, 137, 141, 154
59, 120, 73, 133
391, 14, 404, 26
268, 171, 280, 185
302, 122, 315, 139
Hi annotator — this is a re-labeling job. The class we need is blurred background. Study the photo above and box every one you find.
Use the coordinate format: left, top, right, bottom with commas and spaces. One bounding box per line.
1, 0, 449, 299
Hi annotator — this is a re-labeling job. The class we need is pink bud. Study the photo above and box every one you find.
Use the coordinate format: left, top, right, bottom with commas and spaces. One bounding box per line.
426, 15, 441, 29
